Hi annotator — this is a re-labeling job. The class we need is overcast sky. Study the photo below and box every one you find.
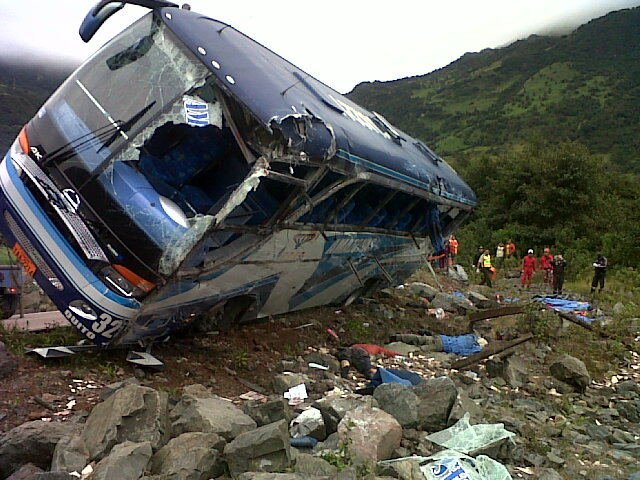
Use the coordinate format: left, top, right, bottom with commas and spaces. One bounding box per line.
1, 0, 638, 92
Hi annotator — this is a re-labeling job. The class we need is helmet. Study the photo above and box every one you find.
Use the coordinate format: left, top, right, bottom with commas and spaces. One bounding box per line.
528, 249, 534, 254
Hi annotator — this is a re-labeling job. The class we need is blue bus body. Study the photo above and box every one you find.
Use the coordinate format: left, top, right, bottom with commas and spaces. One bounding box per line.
0, 3, 476, 346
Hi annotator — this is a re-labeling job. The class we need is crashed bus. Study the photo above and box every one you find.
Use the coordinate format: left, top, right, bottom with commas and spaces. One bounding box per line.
0, 0, 476, 349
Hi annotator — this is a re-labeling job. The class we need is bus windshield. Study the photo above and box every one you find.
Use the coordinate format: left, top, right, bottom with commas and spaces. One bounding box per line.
25, 12, 225, 279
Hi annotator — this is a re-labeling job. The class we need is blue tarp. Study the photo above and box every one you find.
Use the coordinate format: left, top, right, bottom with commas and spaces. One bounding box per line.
534, 296, 594, 323
441, 334, 483, 356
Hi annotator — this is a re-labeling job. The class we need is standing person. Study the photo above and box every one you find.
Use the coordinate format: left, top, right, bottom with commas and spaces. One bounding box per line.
506, 239, 517, 259
477, 248, 493, 288
440, 239, 450, 270
449, 235, 459, 266
552, 254, 567, 295
591, 254, 608, 293
541, 248, 554, 286
521, 249, 537, 289
495, 243, 505, 268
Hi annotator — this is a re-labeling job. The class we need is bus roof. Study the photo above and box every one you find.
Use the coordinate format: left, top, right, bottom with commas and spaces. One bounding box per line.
160, 7, 476, 208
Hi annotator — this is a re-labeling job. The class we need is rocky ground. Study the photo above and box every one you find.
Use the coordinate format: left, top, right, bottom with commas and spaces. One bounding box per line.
0, 267, 639, 479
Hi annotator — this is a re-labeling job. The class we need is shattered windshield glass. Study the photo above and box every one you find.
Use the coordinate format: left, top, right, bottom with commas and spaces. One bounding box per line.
27, 12, 224, 277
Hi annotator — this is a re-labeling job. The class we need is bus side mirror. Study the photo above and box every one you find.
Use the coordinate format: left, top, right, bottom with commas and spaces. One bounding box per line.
79, 1, 126, 43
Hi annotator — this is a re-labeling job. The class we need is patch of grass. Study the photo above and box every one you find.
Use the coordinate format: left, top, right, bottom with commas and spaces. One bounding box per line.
0, 324, 81, 355
233, 348, 250, 370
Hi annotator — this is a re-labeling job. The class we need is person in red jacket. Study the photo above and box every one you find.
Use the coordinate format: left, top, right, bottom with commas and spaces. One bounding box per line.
540, 248, 554, 286
521, 249, 537, 289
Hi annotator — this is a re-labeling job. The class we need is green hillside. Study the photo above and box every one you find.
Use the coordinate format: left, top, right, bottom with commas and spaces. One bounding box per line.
348, 7, 640, 268
348, 7, 640, 172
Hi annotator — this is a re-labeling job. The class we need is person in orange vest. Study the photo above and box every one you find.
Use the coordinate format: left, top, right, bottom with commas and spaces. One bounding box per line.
477, 248, 493, 288
506, 240, 517, 258
521, 249, 537, 289
449, 235, 459, 266
540, 248, 554, 286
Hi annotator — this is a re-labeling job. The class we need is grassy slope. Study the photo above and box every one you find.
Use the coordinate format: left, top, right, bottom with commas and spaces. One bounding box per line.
347, 7, 640, 172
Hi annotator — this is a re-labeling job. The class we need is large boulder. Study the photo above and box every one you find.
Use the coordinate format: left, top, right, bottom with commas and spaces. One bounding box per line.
407, 282, 439, 300
5, 464, 44, 480
90, 441, 152, 480
413, 376, 458, 432
244, 397, 294, 427
81, 385, 169, 461
430, 293, 475, 314
467, 291, 494, 309
373, 383, 419, 428
337, 405, 402, 464
51, 434, 90, 474
0, 420, 80, 478
549, 355, 591, 392
272, 374, 309, 395
294, 453, 338, 477
312, 395, 376, 434
150, 432, 226, 480
448, 265, 469, 283
223, 420, 292, 477
170, 386, 256, 441
0, 340, 18, 379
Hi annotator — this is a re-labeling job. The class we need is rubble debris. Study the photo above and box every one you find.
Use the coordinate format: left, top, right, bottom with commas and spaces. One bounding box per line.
243, 397, 294, 428
283, 384, 308, 406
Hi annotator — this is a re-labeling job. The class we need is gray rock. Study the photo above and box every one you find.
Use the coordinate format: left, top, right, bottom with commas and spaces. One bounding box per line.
0, 420, 80, 478
90, 441, 153, 480
171, 386, 256, 441
99, 378, 140, 401
151, 432, 226, 480
413, 376, 458, 432
549, 354, 591, 392
337, 406, 402, 464
0, 340, 17, 379
81, 385, 169, 461
377, 458, 423, 479
537, 467, 563, 480
447, 390, 483, 425
373, 383, 419, 428
617, 399, 640, 423
237, 474, 319, 480
467, 291, 493, 309
448, 265, 469, 283
51, 434, 89, 473
244, 397, 294, 427
5, 464, 44, 480
290, 407, 326, 441
384, 342, 421, 356
32, 474, 75, 479
628, 472, 640, 480
407, 282, 438, 300
272, 374, 308, 394
616, 380, 640, 395
504, 356, 529, 388
313, 395, 376, 434
613, 302, 625, 316
294, 452, 338, 477
431, 292, 476, 314
223, 420, 292, 477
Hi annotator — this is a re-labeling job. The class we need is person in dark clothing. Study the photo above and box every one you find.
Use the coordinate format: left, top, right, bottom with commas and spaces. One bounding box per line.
591, 254, 608, 293
336, 346, 372, 378
552, 254, 567, 294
